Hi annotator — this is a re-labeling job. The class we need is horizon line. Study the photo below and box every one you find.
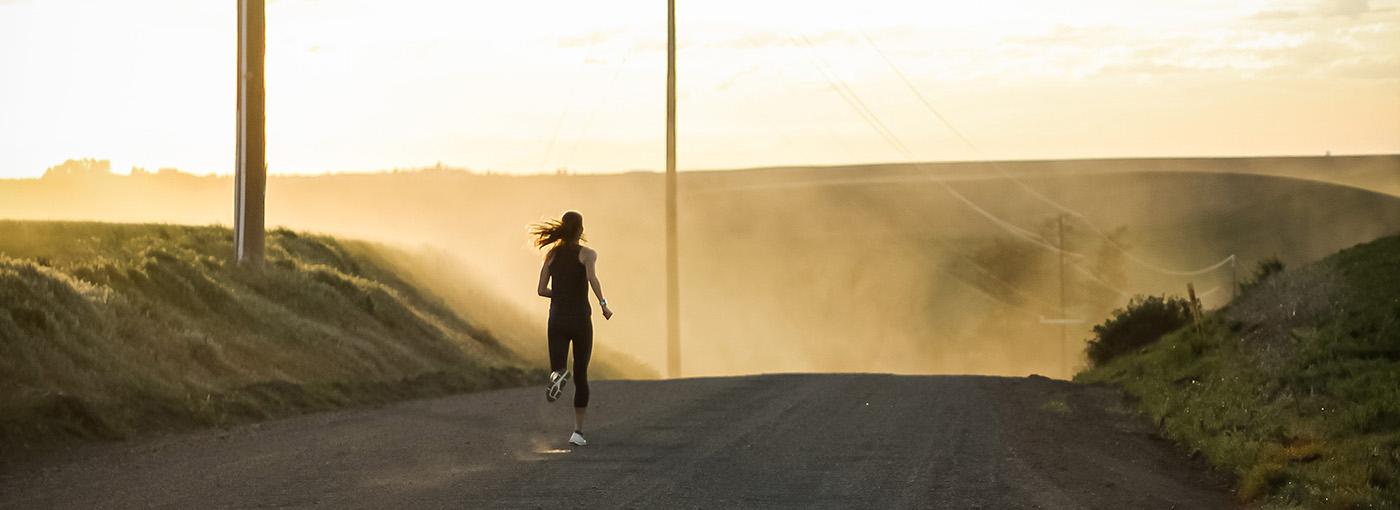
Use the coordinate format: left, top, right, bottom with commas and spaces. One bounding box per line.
9, 152, 1398, 181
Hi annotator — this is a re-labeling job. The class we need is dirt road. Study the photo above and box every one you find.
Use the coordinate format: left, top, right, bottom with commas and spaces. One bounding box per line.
0, 374, 1233, 509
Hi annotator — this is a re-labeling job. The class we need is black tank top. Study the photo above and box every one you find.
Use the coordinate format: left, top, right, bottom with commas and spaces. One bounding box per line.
549, 243, 590, 317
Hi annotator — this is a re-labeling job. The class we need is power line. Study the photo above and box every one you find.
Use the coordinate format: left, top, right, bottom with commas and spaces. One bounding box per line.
790, 31, 1146, 301
792, 34, 1087, 254
791, 35, 910, 159
859, 33, 1237, 278
563, 39, 637, 167
963, 260, 1062, 313
791, 33, 1091, 259
539, 39, 613, 170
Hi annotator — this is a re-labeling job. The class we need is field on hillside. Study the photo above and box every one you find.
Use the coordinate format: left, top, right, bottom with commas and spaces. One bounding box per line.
2, 156, 1397, 377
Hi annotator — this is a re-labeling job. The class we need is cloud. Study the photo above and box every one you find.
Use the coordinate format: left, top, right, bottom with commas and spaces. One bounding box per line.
1322, 0, 1370, 17
1096, 61, 1200, 77
708, 30, 856, 50
1324, 54, 1400, 79
1099, 27, 1400, 81
1248, 9, 1304, 21
557, 31, 611, 49
979, 0, 1400, 83
1248, 0, 1378, 21
1000, 24, 1123, 45
989, 13, 1400, 84
713, 65, 760, 92
705, 26, 923, 51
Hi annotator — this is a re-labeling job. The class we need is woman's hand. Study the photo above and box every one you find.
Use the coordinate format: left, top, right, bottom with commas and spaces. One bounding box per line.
601, 304, 614, 320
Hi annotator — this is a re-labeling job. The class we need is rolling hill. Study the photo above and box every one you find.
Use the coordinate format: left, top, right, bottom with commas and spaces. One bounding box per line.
2, 156, 1397, 377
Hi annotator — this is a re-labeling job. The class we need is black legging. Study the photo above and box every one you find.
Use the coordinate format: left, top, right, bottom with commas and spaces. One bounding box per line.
548, 314, 592, 408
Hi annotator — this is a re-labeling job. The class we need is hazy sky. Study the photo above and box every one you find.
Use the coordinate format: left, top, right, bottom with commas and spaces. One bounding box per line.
1, 0, 1397, 177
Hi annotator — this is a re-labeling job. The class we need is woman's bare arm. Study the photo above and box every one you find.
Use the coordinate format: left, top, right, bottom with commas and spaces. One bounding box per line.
581, 248, 613, 319
537, 252, 554, 298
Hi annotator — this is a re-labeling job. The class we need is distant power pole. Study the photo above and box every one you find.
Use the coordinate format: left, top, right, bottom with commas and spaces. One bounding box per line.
1040, 215, 1084, 379
1058, 214, 1067, 377
665, 0, 681, 378
235, 0, 267, 264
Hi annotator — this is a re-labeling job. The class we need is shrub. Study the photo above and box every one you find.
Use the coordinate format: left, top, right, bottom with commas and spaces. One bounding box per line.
1085, 295, 1193, 367
1239, 256, 1285, 296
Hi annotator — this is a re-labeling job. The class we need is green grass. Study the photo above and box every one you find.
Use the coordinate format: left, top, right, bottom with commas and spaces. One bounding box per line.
1040, 398, 1071, 415
1078, 234, 1400, 508
0, 220, 543, 456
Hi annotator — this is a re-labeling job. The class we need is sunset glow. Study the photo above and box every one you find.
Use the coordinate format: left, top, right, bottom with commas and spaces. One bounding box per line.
1, 0, 1397, 177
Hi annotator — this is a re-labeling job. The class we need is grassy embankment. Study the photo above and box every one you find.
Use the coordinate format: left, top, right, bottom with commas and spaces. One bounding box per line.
1079, 235, 1400, 508
0, 220, 545, 456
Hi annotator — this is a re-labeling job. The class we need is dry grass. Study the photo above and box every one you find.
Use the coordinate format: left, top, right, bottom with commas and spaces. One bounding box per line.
1225, 263, 1342, 373
0, 220, 543, 456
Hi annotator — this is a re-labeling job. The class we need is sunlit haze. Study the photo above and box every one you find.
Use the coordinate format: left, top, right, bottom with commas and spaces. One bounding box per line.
1, 0, 1398, 178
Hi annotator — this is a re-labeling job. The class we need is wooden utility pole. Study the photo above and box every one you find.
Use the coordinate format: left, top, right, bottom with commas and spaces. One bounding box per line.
1187, 283, 1204, 336
1039, 215, 1083, 378
665, 0, 681, 378
235, 0, 267, 264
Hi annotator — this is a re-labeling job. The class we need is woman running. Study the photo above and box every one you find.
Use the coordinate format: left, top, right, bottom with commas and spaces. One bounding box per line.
531, 210, 613, 447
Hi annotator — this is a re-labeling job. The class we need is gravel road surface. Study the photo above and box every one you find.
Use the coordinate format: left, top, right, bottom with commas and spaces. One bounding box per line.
0, 374, 1233, 509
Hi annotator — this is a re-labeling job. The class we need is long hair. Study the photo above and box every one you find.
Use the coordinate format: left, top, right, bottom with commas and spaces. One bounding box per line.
530, 210, 585, 250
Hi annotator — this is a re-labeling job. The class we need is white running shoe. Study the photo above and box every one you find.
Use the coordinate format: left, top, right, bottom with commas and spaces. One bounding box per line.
569, 431, 587, 446
546, 370, 569, 403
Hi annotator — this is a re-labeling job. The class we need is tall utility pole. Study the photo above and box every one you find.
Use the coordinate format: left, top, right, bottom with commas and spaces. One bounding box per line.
235, 0, 267, 264
665, 0, 681, 378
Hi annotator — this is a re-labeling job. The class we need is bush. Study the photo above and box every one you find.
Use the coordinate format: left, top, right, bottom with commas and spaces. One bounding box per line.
1239, 256, 1285, 296
1085, 295, 1193, 367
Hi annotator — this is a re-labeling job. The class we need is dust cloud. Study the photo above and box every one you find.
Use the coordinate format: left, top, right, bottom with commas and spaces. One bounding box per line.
2, 156, 1398, 378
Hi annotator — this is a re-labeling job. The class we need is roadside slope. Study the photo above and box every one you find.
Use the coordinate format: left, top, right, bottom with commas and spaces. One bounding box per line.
0, 221, 541, 456
1079, 234, 1400, 508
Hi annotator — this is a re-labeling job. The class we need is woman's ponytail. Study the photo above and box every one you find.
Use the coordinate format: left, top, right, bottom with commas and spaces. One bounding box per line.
530, 210, 585, 249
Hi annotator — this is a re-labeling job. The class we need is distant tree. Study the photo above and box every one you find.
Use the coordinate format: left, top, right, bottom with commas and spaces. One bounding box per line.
42, 159, 113, 180
962, 235, 1050, 308
1082, 226, 1129, 315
